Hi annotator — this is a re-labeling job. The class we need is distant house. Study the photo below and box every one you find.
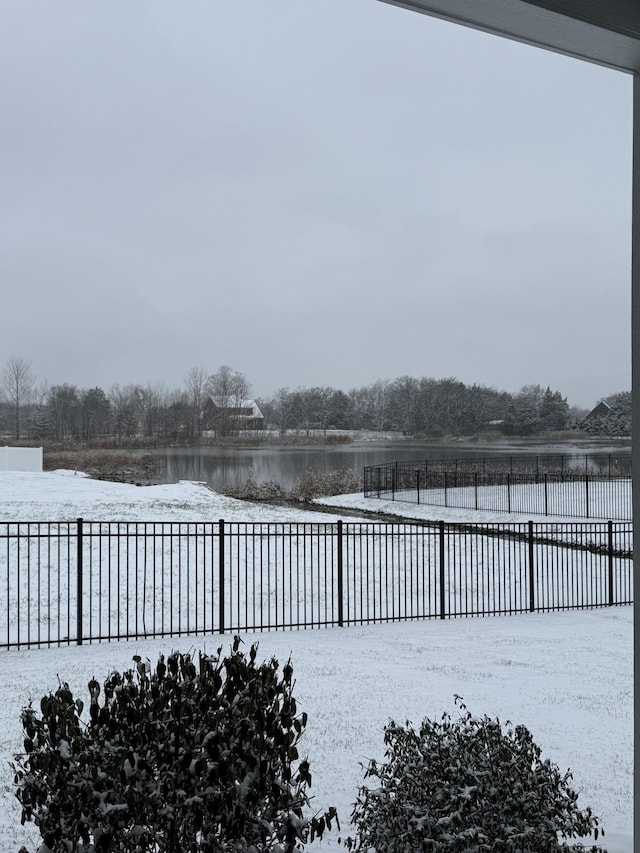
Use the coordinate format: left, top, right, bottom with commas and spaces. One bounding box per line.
584, 400, 612, 421
202, 398, 265, 432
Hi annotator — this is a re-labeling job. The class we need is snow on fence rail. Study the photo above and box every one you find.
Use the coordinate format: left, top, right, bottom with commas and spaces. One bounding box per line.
0, 519, 632, 649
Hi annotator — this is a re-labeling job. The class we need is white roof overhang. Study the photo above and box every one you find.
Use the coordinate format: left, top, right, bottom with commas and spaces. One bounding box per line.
379, 1, 640, 73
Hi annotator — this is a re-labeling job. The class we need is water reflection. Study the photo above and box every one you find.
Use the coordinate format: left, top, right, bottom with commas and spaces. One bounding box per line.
151, 438, 631, 493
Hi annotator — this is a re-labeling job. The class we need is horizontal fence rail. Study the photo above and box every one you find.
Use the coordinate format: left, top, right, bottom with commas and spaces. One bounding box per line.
363, 458, 632, 521
0, 519, 632, 649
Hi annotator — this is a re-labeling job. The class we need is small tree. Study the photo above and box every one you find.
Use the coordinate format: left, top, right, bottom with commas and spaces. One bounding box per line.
344, 698, 605, 853
14, 639, 337, 852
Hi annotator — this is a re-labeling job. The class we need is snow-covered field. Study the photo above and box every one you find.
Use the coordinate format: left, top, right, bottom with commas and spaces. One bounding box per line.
0, 472, 632, 851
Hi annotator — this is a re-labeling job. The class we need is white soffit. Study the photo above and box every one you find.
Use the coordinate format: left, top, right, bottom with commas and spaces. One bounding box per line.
379, 0, 640, 73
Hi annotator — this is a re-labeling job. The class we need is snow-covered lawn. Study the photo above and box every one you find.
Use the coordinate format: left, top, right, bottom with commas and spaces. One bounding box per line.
0, 472, 632, 851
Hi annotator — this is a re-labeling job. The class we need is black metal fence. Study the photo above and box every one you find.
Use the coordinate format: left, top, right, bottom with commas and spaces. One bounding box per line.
0, 518, 632, 649
363, 456, 632, 520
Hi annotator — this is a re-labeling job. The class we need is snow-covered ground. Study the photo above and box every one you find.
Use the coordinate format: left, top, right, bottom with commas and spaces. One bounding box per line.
314, 487, 631, 526
0, 471, 360, 525
0, 472, 632, 851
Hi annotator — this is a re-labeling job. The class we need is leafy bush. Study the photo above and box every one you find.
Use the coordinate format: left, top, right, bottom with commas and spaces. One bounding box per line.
343, 698, 605, 853
14, 638, 337, 853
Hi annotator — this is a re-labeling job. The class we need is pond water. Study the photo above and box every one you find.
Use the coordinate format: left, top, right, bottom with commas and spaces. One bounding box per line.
151, 437, 631, 493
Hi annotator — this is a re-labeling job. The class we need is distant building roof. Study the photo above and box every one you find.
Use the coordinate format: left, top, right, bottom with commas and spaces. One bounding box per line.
204, 397, 264, 420
241, 400, 264, 420
585, 400, 612, 420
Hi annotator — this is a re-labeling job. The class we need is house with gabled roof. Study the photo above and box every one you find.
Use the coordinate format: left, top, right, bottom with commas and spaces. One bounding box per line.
202, 397, 265, 433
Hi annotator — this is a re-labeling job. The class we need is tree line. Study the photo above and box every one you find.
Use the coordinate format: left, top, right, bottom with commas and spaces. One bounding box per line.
0, 355, 626, 443
262, 380, 574, 438
0, 359, 251, 444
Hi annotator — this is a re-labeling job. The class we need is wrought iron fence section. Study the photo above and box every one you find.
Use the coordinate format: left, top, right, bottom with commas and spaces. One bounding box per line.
222, 522, 340, 633
363, 458, 632, 520
0, 519, 632, 649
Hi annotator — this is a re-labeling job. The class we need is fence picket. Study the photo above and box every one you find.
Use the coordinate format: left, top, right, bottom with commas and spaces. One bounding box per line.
337, 520, 344, 627
528, 520, 535, 612
77, 518, 83, 646
218, 519, 225, 635
439, 521, 446, 619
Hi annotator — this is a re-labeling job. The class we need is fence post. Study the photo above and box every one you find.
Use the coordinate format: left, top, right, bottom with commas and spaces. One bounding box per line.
474, 472, 478, 510
416, 470, 420, 505
337, 520, 344, 626
77, 518, 83, 646
507, 473, 511, 513
439, 521, 446, 619
444, 471, 448, 508
544, 473, 548, 516
218, 519, 225, 634
528, 520, 535, 612
608, 520, 614, 606
585, 474, 590, 519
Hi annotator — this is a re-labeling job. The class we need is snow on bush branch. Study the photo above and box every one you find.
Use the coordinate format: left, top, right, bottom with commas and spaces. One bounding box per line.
343, 696, 606, 853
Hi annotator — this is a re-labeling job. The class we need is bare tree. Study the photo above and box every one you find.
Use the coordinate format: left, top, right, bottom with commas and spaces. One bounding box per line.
368, 379, 390, 433
270, 386, 294, 437
387, 376, 420, 435
206, 366, 232, 420
230, 372, 250, 410
30, 379, 51, 440
164, 389, 191, 443
139, 383, 167, 439
184, 367, 210, 440
290, 387, 316, 436
206, 366, 251, 436
1, 356, 35, 440
109, 384, 143, 442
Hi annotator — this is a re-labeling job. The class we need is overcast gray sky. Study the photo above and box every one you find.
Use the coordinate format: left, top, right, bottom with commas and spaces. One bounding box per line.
0, 0, 632, 408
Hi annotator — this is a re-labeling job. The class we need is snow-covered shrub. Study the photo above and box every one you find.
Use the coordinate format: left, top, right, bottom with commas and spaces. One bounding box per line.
224, 468, 362, 503
343, 697, 605, 853
223, 475, 287, 501
14, 638, 337, 852
292, 468, 362, 503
